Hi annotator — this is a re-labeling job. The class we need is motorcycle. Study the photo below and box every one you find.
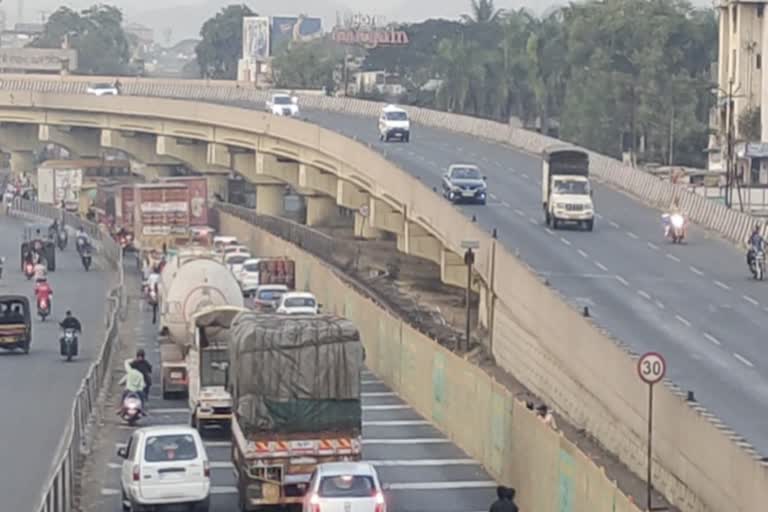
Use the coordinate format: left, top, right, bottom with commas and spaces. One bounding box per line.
59, 328, 79, 362
665, 213, 687, 244
57, 229, 68, 250
81, 250, 92, 272
76, 237, 88, 256
120, 392, 144, 426
751, 249, 766, 280
24, 261, 34, 280
37, 296, 50, 321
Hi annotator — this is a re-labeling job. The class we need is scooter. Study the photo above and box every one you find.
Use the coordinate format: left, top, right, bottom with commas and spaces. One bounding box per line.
120, 392, 145, 426
37, 296, 50, 321
59, 328, 79, 362
24, 261, 34, 280
57, 230, 68, 251
664, 213, 687, 244
81, 251, 92, 271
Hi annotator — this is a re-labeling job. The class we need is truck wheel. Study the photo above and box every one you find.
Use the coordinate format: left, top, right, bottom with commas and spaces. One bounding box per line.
552, 218, 559, 229
544, 211, 551, 226
585, 219, 594, 232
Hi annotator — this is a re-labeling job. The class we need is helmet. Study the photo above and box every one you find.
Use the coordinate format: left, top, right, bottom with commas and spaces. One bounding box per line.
136, 349, 146, 358
65, 310, 72, 317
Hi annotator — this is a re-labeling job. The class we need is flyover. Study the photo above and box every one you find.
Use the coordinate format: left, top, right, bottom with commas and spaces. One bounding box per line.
0, 210, 111, 512
0, 87, 764, 512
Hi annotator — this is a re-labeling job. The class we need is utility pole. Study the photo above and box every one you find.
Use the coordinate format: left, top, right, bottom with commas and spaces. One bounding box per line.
722, 78, 744, 210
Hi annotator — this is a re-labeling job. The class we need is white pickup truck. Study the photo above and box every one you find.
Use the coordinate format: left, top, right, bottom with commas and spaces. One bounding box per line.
265, 93, 299, 117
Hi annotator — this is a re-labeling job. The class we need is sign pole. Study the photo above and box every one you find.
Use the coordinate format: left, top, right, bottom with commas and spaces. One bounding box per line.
637, 351, 667, 512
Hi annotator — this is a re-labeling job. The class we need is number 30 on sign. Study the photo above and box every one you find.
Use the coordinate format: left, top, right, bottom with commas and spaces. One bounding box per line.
637, 352, 666, 385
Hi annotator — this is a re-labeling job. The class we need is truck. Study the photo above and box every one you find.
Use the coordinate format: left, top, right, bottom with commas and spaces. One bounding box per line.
36, 160, 83, 212
187, 305, 247, 434
541, 144, 595, 231
228, 312, 363, 510
133, 182, 192, 253
158, 252, 244, 399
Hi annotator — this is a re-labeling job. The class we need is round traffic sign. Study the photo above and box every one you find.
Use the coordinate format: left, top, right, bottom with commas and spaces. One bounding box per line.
637, 352, 666, 385
359, 205, 369, 217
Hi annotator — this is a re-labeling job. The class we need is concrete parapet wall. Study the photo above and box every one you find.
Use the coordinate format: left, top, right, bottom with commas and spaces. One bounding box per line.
0, 89, 764, 512
216, 208, 643, 512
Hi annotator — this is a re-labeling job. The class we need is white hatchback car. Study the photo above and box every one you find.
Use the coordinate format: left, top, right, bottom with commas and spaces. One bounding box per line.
118, 425, 211, 512
304, 462, 387, 512
276, 291, 320, 315
224, 251, 251, 277
87, 82, 119, 96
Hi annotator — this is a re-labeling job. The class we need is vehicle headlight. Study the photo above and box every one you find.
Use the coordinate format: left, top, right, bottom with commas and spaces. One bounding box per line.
671, 214, 684, 228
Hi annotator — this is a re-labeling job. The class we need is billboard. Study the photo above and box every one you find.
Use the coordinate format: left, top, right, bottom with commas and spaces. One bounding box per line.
331, 28, 409, 48
242, 16, 270, 61
270, 16, 322, 53
0, 48, 77, 71
161, 176, 209, 226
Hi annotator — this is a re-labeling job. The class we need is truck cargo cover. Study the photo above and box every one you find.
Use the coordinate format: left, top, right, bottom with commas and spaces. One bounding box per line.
229, 311, 363, 434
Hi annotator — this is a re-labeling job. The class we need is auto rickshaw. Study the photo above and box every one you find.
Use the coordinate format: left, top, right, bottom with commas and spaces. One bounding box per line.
0, 295, 32, 353
21, 224, 56, 272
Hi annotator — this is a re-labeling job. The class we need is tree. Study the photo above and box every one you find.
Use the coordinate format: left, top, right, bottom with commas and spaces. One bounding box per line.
195, 4, 254, 79
29, 4, 131, 75
272, 39, 345, 90
739, 107, 762, 142
461, 0, 505, 24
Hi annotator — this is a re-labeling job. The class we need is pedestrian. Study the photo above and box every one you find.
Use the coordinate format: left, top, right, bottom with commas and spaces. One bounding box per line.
504, 487, 519, 512
537, 404, 558, 430
132, 349, 153, 404
489, 485, 518, 512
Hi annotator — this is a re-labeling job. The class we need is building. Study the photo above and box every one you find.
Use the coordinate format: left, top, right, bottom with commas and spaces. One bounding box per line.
710, 1, 767, 174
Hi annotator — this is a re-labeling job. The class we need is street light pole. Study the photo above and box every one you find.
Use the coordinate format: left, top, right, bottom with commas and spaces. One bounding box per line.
460, 240, 479, 352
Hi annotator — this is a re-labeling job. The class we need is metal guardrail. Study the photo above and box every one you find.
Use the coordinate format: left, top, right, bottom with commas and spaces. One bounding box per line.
2, 196, 123, 512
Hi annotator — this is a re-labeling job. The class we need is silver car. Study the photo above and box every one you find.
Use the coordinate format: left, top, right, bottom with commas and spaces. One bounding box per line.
441, 164, 488, 204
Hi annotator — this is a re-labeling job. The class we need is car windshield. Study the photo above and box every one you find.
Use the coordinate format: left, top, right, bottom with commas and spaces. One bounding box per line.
144, 434, 198, 462
258, 289, 285, 301
385, 111, 407, 121
274, 96, 291, 105
0, 300, 27, 323
284, 297, 316, 308
91, 83, 112, 89
451, 167, 480, 180
554, 180, 589, 195
243, 262, 260, 272
227, 255, 249, 265
318, 475, 376, 498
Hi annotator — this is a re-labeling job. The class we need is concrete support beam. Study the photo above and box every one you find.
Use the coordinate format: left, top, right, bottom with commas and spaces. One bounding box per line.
10, 150, 35, 177
39, 125, 101, 158
207, 142, 231, 168
157, 135, 208, 171
305, 196, 338, 227
336, 180, 369, 209
0, 123, 38, 152
440, 249, 467, 289
101, 130, 177, 165
205, 174, 229, 201
255, 184, 285, 216
354, 212, 384, 239
299, 163, 337, 197
397, 221, 441, 265
369, 198, 404, 235
232, 151, 283, 185
256, 153, 299, 185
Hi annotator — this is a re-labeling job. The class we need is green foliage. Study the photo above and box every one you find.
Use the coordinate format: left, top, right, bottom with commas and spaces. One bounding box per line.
739, 106, 762, 142
360, 0, 717, 166
271, 39, 345, 91
195, 4, 254, 79
29, 4, 131, 75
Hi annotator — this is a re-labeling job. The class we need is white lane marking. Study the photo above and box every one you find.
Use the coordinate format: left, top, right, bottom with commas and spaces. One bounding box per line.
363, 420, 430, 426
514, 209, 525, 216
594, 261, 608, 272
704, 333, 722, 346
714, 280, 731, 290
489, 193, 498, 200
388, 481, 497, 490
675, 315, 691, 327
363, 438, 449, 444
647, 242, 659, 250
609, 221, 620, 228
655, 301, 665, 309
362, 392, 397, 397
362, 405, 410, 410
521, 173, 529, 179
742, 295, 759, 306
577, 249, 589, 258
615, 275, 629, 286
370, 459, 478, 467
529, 218, 537, 225
734, 353, 755, 368
501, 201, 511, 208
666, 254, 681, 262
637, 290, 651, 300
545, 228, 555, 235
627, 232, 639, 239
560, 237, 571, 246
689, 266, 703, 276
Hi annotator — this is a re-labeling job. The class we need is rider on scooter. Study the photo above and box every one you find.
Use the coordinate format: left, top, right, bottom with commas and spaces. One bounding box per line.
663, 198, 683, 239
747, 223, 765, 268
34, 279, 53, 309
118, 359, 147, 416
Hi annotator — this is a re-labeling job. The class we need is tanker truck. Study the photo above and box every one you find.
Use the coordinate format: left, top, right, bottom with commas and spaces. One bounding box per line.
228, 312, 363, 510
158, 251, 244, 400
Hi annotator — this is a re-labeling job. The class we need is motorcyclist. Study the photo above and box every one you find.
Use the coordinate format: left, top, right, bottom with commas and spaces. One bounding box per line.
663, 198, 684, 238
48, 219, 59, 239
76, 227, 90, 254
132, 349, 153, 403
59, 310, 82, 332
118, 359, 147, 415
34, 279, 53, 308
33, 260, 47, 282
746, 224, 765, 268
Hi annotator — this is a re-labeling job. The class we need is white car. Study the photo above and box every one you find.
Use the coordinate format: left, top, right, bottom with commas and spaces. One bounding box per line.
213, 236, 238, 255
276, 291, 320, 315
378, 104, 410, 142
303, 462, 387, 512
221, 244, 249, 262
118, 425, 210, 512
224, 251, 251, 277
266, 93, 299, 116
86, 82, 119, 96
251, 284, 289, 311
238, 258, 262, 292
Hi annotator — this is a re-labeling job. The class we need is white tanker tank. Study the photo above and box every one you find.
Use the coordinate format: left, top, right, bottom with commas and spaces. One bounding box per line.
158, 247, 218, 302
160, 257, 245, 346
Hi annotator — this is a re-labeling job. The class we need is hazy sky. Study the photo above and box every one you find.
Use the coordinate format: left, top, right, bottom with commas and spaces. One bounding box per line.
9, 0, 716, 44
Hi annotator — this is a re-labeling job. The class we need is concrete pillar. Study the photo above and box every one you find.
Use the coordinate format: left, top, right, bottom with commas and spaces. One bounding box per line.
10, 150, 35, 177
205, 174, 229, 202
255, 184, 285, 216
354, 212, 384, 239
305, 196, 338, 227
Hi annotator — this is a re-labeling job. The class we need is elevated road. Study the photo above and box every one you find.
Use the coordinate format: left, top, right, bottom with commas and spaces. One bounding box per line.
0, 214, 110, 511
290, 109, 768, 452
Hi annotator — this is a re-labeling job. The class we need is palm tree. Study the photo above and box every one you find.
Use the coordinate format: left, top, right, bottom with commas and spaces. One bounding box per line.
434, 35, 488, 114
461, 0, 505, 24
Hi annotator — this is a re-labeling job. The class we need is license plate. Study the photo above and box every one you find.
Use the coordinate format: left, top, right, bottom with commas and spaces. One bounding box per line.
462, 190, 475, 197
170, 372, 183, 379
290, 440, 315, 451
159, 472, 183, 480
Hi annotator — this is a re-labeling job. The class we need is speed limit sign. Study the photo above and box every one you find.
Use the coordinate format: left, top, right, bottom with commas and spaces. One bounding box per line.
637, 352, 666, 385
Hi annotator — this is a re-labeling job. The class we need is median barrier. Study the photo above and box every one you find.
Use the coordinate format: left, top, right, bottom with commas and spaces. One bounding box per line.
214, 206, 643, 512
0, 92, 764, 512
0, 73, 757, 246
